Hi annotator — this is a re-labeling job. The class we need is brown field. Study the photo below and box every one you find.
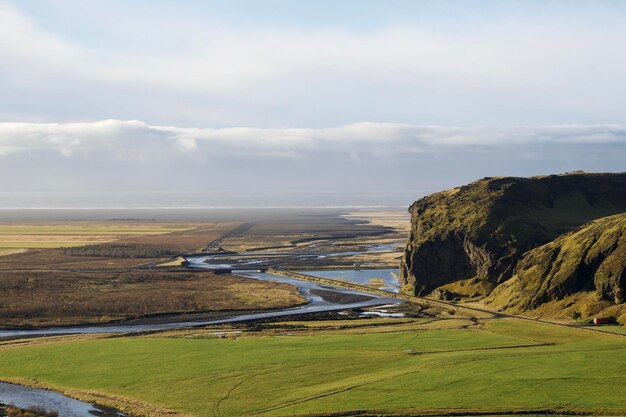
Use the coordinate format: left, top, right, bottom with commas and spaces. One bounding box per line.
0, 249, 155, 270
115, 222, 239, 252
220, 216, 395, 253
0, 220, 310, 328
0, 269, 306, 327
0, 211, 407, 328
219, 214, 407, 270
0, 222, 236, 270
0, 248, 28, 256
0, 221, 237, 258
336, 238, 405, 267
0, 223, 192, 252
342, 211, 411, 231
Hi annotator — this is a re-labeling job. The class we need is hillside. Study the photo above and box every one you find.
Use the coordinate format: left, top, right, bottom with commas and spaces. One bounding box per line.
485, 213, 626, 323
399, 172, 626, 296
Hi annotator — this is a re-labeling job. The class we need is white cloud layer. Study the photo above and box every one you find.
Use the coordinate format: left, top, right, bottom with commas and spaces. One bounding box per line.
1, 2, 625, 206
0, 120, 624, 159
2, 2, 626, 126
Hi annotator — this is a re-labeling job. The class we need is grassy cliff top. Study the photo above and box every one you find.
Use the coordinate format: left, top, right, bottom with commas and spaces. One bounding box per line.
409, 171, 626, 251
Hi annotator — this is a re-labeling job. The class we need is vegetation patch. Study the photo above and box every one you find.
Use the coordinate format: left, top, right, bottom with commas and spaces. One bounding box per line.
0, 318, 623, 417
3, 405, 58, 417
401, 172, 626, 295
0, 270, 306, 327
486, 213, 626, 323
0, 223, 192, 255
62, 243, 180, 258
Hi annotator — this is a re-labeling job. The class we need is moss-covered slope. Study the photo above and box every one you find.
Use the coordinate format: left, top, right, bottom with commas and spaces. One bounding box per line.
485, 213, 626, 315
400, 172, 626, 296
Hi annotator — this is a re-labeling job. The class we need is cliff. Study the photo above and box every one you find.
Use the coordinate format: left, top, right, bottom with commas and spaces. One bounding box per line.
399, 172, 626, 296
485, 213, 626, 318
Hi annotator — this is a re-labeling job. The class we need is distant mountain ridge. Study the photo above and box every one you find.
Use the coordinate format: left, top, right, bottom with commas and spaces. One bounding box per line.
399, 171, 626, 321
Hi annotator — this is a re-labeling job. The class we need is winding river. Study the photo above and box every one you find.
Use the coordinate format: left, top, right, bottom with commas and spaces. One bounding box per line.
0, 382, 122, 417
0, 270, 401, 338
0, 247, 403, 339
0, 249, 403, 415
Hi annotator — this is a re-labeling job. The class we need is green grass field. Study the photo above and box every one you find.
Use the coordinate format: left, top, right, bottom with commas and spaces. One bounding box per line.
0, 318, 624, 417
589, 325, 626, 335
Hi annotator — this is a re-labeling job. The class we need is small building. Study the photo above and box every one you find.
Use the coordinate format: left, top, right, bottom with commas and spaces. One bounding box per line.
593, 317, 610, 325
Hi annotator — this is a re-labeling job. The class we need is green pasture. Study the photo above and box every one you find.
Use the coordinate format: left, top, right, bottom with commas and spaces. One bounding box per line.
0, 319, 624, 417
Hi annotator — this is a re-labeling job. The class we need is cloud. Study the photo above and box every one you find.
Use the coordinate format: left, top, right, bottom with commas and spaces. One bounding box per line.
1, 2, 625, 205
0, 120, 624, 160
2, 2, 626, 126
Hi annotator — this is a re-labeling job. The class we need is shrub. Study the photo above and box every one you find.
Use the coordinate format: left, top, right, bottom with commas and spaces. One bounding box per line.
63, 243, 179, 258
7, 405, 59, 417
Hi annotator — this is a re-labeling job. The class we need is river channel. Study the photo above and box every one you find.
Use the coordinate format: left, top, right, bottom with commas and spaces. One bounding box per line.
0, 247, 403, 415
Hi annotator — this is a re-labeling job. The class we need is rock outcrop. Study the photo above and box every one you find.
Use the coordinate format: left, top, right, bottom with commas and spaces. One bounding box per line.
400, 172, 626, 296
485, 213, 626, 312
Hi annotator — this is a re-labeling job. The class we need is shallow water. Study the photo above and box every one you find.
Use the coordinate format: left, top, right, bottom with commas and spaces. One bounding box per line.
0, 250, 404, 413
0, 244, 404, 338
0, 268, 401, 338
298, 268, 400, 293
365, 242, 404, 252
0, 382, 107, 417
198, 241, 405, 268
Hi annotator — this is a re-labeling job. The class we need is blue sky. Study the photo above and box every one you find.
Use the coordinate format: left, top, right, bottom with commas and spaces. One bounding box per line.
0, 1, 625, 207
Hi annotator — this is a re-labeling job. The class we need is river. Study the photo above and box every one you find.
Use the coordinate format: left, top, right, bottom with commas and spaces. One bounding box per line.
0, 382, 123, 417
0, 250, 403, 415
0, 254, 403, 338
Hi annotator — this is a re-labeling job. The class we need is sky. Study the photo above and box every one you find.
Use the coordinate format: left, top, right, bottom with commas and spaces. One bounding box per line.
1, 0, 625, 208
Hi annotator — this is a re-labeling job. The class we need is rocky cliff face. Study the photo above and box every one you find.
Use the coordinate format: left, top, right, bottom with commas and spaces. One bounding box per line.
485, 213, 626, 317
400, 172, 626, 296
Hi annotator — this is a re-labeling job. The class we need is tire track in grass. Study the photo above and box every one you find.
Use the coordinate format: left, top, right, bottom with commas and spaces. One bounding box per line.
213, 373, 258, 417
253, 355, 506, 415
250, 341, 556, 416
249, 367, 425, 415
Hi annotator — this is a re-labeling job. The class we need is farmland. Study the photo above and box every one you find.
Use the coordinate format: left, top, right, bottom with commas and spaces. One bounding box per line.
0, 318, 623, 417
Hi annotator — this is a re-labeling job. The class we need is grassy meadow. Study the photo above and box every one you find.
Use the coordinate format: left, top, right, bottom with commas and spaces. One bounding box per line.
0, 318, 624, 417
